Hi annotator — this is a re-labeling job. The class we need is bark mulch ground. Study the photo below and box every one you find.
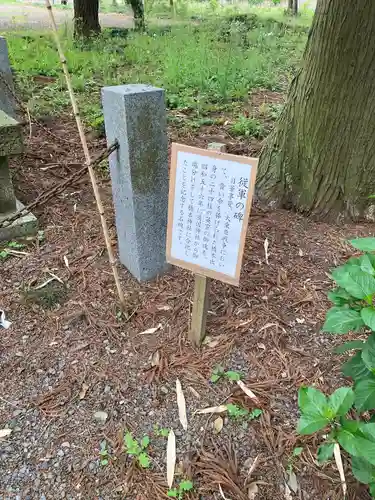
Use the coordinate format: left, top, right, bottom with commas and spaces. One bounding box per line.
0, 115, 373, 500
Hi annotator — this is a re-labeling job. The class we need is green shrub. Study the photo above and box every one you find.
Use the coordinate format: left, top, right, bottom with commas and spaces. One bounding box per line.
297, 237, 375, 497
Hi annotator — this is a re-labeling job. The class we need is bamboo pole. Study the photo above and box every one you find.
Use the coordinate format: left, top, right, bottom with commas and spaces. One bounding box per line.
45, 0, 126, 307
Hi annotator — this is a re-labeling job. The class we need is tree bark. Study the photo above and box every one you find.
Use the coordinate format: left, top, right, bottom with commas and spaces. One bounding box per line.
127, 0, 145, 30
257, 0, 375, 221
73, 0, 100, 38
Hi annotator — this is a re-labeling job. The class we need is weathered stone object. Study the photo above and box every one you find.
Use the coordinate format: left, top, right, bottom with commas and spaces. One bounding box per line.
101, 84, 170, 281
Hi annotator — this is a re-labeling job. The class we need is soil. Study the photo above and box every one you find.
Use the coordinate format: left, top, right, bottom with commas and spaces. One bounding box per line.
0, 104, 374, 500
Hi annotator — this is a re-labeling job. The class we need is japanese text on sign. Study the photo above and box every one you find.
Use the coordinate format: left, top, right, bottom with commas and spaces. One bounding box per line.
168, 148, 255, 281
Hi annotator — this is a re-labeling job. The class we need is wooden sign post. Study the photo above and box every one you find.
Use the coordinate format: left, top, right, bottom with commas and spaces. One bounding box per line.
166, 143, 258, 345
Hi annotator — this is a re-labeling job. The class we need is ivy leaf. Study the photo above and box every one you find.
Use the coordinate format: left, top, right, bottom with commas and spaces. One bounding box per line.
317, 443, 335, 463
361, 308, 375, 331
362, 334, 375, 371
297, 415, 330, 435
298, 386, 330, 416
225, 371, 242, 381
180, 480, 193, 491
352, 456, 375, 484
331, 266, 375, 299
328, 387, 355, 416
292, 447, 303, 457
349, 238, 375, 252
334, 340, 365, 354
337, 428, 375, 465
328, 288, 354, 306
141, 436, 150, 449
322, 307, 364, 334
167, 489, 178, 497
355, 378, 375, 412
342, 351, 372, 382
138, 452, 150, 468
210, 373, 221, 383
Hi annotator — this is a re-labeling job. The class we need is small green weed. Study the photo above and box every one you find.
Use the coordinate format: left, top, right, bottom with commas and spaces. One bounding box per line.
210, 366, 242, 383
229, 116, 265, 137
99, 439, 109, 466
287, 446, 303, 473
168, 479, 194, 498
226, 403, 262, 421
0, 240, 26, 260
153, 424, 169, 438
124, 431, 151, 468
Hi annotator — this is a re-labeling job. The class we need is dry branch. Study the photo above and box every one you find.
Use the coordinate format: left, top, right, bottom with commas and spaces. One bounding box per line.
45, 0, 125, 306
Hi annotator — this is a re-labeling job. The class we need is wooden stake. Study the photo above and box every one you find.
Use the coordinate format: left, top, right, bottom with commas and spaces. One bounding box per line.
45, 0, 125, 307
189, 142, 227, 346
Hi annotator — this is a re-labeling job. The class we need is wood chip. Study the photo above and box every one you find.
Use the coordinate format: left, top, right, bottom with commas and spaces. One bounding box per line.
167, 429, 176, 488
213, 417, 223, 434
194, 405, 227, 415
138, 323, 162, 335
334, 443, 347, 497
0, 429, 12, 438
219, 484, 231, 499
176, 379, 188, 431
248, 482, 258, 499
79, 382, 89, 400
236, 380, 259, 402
188, 386, 200, 399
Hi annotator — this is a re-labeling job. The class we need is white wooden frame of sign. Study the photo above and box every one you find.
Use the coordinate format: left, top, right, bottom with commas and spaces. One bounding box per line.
166, 143, 258, 287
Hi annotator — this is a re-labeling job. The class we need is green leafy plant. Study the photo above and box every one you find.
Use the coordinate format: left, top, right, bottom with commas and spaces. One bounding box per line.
99, 439, 109, 466
210, 366, 242, 383
0, 240, 26, 260
153, 424, 169, 438
124, 431, 151, 468
297, 237, 375, 497
226, 403, 262, 421
168, 479, 194, 498
229, 116, 265, 138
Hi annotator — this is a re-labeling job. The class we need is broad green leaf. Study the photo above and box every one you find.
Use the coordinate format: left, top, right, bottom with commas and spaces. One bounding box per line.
337, 428, 375, 465
317, 443, 335, 463
100, 458, 108, 466
322, 307, 364, 334
249, 408, 262, 419
342, 351, 372, 381
362, 308, 375, 331
362, 334, 375, 371
141, 435, 150, 449
352, 456, 375, 484
359, 423, 375, 442
350, 238, 375, 252
124, 432, 140, 455
332, 266, 375, 299
297, 415, 330, 435
138, 452, 150, 468
328, 287, 354, 306
328, 387, 355, 416
210, 373, 221, 383
370, 482, 375, 498
225, 371, 242, 381
334, 340, 365, 354
167, 489, 178, 497
355, 378, 375, 411
359, 254, 375, 276
298, 386, 329, 416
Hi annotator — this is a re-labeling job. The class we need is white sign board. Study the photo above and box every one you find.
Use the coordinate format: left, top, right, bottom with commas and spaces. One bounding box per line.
166, 144, 258, 285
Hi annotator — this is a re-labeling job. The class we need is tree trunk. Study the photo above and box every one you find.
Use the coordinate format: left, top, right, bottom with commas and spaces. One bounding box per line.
292, 0, 298, 15
128, 0, 145, 30
73, 0, 100, 38
257, 0, 375, 221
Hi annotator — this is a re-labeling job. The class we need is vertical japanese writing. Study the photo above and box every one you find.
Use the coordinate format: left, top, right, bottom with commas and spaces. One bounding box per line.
233, 176, 249, 222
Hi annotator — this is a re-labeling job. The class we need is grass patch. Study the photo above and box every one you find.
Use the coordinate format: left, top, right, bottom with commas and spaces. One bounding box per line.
6, 13, 307, 129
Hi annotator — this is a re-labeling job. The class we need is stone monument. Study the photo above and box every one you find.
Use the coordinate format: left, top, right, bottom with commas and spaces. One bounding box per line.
0, 36, 17, 119
0, 38, 37, 242
101, 84, 169, 281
